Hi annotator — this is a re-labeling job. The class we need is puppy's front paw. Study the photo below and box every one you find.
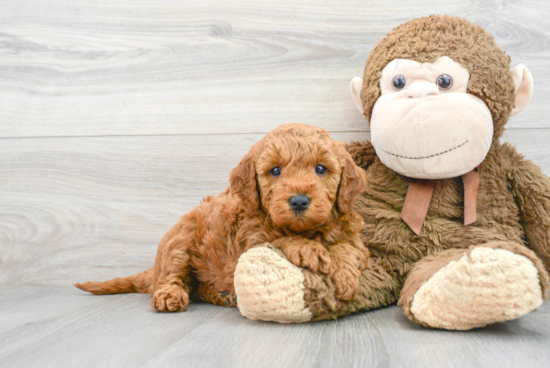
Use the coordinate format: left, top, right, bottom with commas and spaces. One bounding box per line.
332, 268, 359, 301
152, 285, 190, 312
284, 244, 332, 274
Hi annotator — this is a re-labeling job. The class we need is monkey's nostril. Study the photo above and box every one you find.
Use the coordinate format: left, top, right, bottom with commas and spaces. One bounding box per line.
289, 195, 310, 212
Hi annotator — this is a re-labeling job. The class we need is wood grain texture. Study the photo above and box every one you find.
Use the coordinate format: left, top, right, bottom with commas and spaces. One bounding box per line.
0, 0, 549, 138
0, 286, 549, 368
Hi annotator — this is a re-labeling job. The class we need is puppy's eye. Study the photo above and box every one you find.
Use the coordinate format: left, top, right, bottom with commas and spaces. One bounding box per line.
392, 75, 406, 90
270, 166, 281, 177
315, 165, 327, 175
436, 74, 453, 90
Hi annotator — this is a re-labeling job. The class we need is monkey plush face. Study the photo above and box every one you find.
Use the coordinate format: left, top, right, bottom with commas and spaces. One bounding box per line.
350, 15, 534, 180
370, 56, 492, 179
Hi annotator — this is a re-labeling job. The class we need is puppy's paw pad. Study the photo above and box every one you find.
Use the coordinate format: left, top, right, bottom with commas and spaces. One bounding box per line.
219, 291, 238, 307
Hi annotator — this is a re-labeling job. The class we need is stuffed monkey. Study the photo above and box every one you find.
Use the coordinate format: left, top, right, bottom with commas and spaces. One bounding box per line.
233, 15, 550, 330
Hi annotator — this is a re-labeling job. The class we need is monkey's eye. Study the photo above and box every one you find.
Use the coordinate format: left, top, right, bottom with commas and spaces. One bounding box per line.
270, 166, 281, 177
392, 75, 406, 90
436, 74, 453, 90
315, 165, 327, 175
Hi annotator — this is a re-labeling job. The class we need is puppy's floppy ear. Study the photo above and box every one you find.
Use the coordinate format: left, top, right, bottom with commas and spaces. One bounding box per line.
230, 140, 263, 212
335, 142, 367, 214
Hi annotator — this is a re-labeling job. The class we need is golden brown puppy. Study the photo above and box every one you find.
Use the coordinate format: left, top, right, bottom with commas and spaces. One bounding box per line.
75, 123, 368, 311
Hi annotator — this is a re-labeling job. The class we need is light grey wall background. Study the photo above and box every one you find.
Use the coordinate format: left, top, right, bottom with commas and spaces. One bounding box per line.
1, 0, 549, 285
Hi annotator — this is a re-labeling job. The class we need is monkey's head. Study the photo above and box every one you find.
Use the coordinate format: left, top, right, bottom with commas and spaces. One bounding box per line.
350, 15, 533, 179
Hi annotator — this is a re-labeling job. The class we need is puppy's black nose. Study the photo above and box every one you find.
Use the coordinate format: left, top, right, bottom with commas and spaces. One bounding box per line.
289, 195, 310, 212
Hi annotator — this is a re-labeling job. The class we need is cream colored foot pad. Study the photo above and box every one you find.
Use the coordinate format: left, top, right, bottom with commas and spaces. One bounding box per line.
411, 247, 543, 330
234, 245, 313, 323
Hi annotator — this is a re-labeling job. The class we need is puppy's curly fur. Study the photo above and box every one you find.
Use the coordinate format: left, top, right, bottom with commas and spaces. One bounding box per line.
75, 123, 369, 311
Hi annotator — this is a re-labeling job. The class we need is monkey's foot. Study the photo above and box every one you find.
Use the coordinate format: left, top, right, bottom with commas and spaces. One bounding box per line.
408, 246, 544, 330
234, 244, 313, 323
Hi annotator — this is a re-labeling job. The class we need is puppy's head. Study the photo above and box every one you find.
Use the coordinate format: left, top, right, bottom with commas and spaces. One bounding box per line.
230, 123, 366, 232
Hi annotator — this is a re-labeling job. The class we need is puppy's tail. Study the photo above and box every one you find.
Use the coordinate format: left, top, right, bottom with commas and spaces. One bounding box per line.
74, 267, 154, 295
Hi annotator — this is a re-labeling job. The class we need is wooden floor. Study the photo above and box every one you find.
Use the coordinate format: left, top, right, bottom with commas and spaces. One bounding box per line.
2, 0, 550, 367
0, 286, 549, 368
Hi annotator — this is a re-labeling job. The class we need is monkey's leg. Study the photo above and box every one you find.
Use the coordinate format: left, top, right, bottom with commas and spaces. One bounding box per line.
234, 243, 400, 323
398, 242, 549, 330
150, 233, 194, 312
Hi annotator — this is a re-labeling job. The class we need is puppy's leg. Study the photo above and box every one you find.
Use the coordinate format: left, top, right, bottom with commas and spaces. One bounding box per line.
151, 232, 194, 312
272, 237, 332, 274
329, 238, 370, 301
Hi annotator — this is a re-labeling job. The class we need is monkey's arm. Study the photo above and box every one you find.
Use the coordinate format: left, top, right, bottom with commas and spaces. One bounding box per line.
503, 143, 550, 271
327, 236, 370, 301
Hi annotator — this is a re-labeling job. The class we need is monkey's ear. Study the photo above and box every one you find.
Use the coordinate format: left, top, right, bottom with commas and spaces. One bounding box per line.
350, 77, 364, 114
510, 64, 533, 116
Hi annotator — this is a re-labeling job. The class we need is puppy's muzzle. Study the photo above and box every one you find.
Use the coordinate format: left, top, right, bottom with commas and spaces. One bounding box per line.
289, 195, 310, 213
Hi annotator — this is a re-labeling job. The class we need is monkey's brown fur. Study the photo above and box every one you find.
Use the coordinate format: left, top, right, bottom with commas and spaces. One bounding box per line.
75, 123, 369, 311
285, 15, 550, 323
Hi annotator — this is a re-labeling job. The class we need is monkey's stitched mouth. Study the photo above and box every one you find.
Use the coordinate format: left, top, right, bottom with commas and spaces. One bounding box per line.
380, 140, 469, 160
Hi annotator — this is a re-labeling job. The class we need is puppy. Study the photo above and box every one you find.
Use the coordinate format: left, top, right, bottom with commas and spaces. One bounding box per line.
75, 123, 369, 311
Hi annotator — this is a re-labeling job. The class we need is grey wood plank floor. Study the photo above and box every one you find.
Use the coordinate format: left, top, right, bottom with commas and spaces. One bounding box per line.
2, 0, 550, 367
1, 286, 549, 368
